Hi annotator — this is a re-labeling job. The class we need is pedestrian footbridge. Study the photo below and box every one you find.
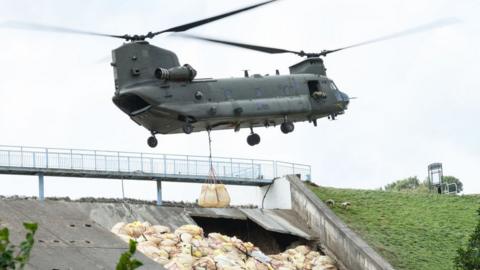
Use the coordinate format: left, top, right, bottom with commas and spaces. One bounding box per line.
0, 145, 311, 204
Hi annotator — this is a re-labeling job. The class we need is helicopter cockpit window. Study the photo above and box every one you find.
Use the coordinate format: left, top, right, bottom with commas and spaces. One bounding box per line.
329, 81, 338, 90
308, 80, 327, 99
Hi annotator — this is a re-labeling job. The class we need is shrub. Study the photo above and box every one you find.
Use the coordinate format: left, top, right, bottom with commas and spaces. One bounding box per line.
0, 223, 38, 269
454, 208, 480, 269
116, 239, 143, 270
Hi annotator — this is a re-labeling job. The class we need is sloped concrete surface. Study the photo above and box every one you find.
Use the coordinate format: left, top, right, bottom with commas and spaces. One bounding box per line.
0, 200, 163, 270
0, 199, 318, 269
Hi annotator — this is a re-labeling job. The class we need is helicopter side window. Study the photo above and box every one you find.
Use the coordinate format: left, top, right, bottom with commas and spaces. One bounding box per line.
224, 89, 233, 99
308, 80, 327, 99
308, 81, 319, 96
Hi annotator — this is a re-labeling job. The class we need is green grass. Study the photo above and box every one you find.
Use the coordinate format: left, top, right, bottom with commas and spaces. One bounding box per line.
308, 185, 480, 270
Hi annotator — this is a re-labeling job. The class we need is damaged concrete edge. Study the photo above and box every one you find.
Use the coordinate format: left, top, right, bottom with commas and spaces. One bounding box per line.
287, 175, 395, 270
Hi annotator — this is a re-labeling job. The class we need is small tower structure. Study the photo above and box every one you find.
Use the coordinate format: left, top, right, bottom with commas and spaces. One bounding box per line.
428, 163, 443, 193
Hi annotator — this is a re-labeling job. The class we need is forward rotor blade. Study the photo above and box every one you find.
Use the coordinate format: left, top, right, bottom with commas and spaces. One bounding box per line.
0, 21, 125, 39
152, 0, 277, 36
179, 33, 302, 55
322, 17, 460, 56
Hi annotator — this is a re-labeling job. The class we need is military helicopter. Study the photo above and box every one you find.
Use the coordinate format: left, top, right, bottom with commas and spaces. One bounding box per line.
2, 0, 457, 147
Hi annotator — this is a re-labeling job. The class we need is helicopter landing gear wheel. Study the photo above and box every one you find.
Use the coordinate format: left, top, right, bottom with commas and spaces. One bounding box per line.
280, 121, 295, 134
147, 136, 158, 148
247, 133, 261, 146
182, 123, 194, 134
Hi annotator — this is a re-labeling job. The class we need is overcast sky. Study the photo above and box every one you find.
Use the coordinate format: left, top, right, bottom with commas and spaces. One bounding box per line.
0, 0, 479, 197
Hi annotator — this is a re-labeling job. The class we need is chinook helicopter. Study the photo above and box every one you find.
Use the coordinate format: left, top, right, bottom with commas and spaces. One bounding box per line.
2, 1, 457, 147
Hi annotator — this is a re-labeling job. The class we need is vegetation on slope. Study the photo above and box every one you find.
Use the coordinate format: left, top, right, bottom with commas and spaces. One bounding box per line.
308, 185, 480, 270
455, 208, 480, 269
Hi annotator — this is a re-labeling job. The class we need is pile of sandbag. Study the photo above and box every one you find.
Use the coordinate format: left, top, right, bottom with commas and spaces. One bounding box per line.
111, 221, 337, 270
198, 183, 231, 208
269, 246, 336, 270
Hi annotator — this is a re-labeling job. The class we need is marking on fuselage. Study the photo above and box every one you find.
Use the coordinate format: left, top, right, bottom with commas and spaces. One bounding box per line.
256, 102, 270, 110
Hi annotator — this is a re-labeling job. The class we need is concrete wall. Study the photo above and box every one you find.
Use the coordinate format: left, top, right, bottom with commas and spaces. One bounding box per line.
259, 177, 292, 209
287, 175, 395, 270
162, 177, 292, 209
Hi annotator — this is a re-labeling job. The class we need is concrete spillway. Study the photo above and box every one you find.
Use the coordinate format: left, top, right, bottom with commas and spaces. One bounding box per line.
0, 176, 394, 270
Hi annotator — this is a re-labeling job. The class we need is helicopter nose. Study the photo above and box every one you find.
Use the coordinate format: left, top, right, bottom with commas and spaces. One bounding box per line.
340, 91, 350, 108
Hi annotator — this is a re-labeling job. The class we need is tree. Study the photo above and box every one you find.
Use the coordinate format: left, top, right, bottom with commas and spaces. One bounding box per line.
0, 223, 38, 269
384, 177, 420, 191
443, 176, 463, 193
454, 208, 480, 269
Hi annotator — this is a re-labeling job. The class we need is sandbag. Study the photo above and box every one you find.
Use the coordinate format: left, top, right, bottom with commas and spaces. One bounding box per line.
180, 232, 193, 244
193, 256, 216, 270
124, 221, 147, 238
171, 253, 196, 269
154, 256, 170, 265
312, 255, 336, 268
198, 184, 231, 208
161, 239, 178, 247
175, 224, 204, 237
144, 234, 162, 245
146, 225, 171, 235
294, 245, 310, 255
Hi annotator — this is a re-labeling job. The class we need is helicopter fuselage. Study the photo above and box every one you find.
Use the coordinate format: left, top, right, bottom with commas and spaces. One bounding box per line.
114, 73, 349, 135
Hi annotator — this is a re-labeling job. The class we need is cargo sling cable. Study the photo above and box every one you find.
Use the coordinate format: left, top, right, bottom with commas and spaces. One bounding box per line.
198, 129, 231, 207
207, 129, 217, 182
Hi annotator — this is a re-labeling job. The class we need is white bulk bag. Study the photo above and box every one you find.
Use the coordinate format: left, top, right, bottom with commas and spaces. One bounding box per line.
198, 184, 230, 208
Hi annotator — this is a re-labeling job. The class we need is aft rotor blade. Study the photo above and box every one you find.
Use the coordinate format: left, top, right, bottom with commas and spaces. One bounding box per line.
322, 17, 460, 56
0, 21, 126, 39
179, 33, 303, 55
152, 0, 277, 36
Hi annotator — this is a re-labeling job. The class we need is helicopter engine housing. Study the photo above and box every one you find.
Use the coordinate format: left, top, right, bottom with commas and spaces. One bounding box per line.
155, 64, 197, 81
289, 58, 326, 76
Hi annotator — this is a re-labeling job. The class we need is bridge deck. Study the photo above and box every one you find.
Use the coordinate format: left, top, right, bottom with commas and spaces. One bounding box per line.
0, 145, 310, 203
0, 166, 273, 186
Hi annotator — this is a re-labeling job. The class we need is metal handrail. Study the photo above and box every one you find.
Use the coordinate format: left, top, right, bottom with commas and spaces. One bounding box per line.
0, 145, 311, 181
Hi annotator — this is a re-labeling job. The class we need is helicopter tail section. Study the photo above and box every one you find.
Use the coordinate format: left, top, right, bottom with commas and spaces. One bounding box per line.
111, 41, 180, 93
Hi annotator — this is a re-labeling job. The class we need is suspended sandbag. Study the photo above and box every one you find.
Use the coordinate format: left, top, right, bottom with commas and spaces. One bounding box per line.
198, 183, 231, 208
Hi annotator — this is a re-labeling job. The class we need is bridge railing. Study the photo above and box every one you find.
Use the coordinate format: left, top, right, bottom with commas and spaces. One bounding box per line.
0, 145, 311, 181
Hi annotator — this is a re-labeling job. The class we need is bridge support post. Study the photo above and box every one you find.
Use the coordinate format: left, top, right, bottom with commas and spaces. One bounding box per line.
38, 173, 44, 201
156, 179, 162, 206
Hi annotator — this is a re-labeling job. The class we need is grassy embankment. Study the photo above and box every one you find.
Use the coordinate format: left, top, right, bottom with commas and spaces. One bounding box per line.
308, 185, 480, 270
